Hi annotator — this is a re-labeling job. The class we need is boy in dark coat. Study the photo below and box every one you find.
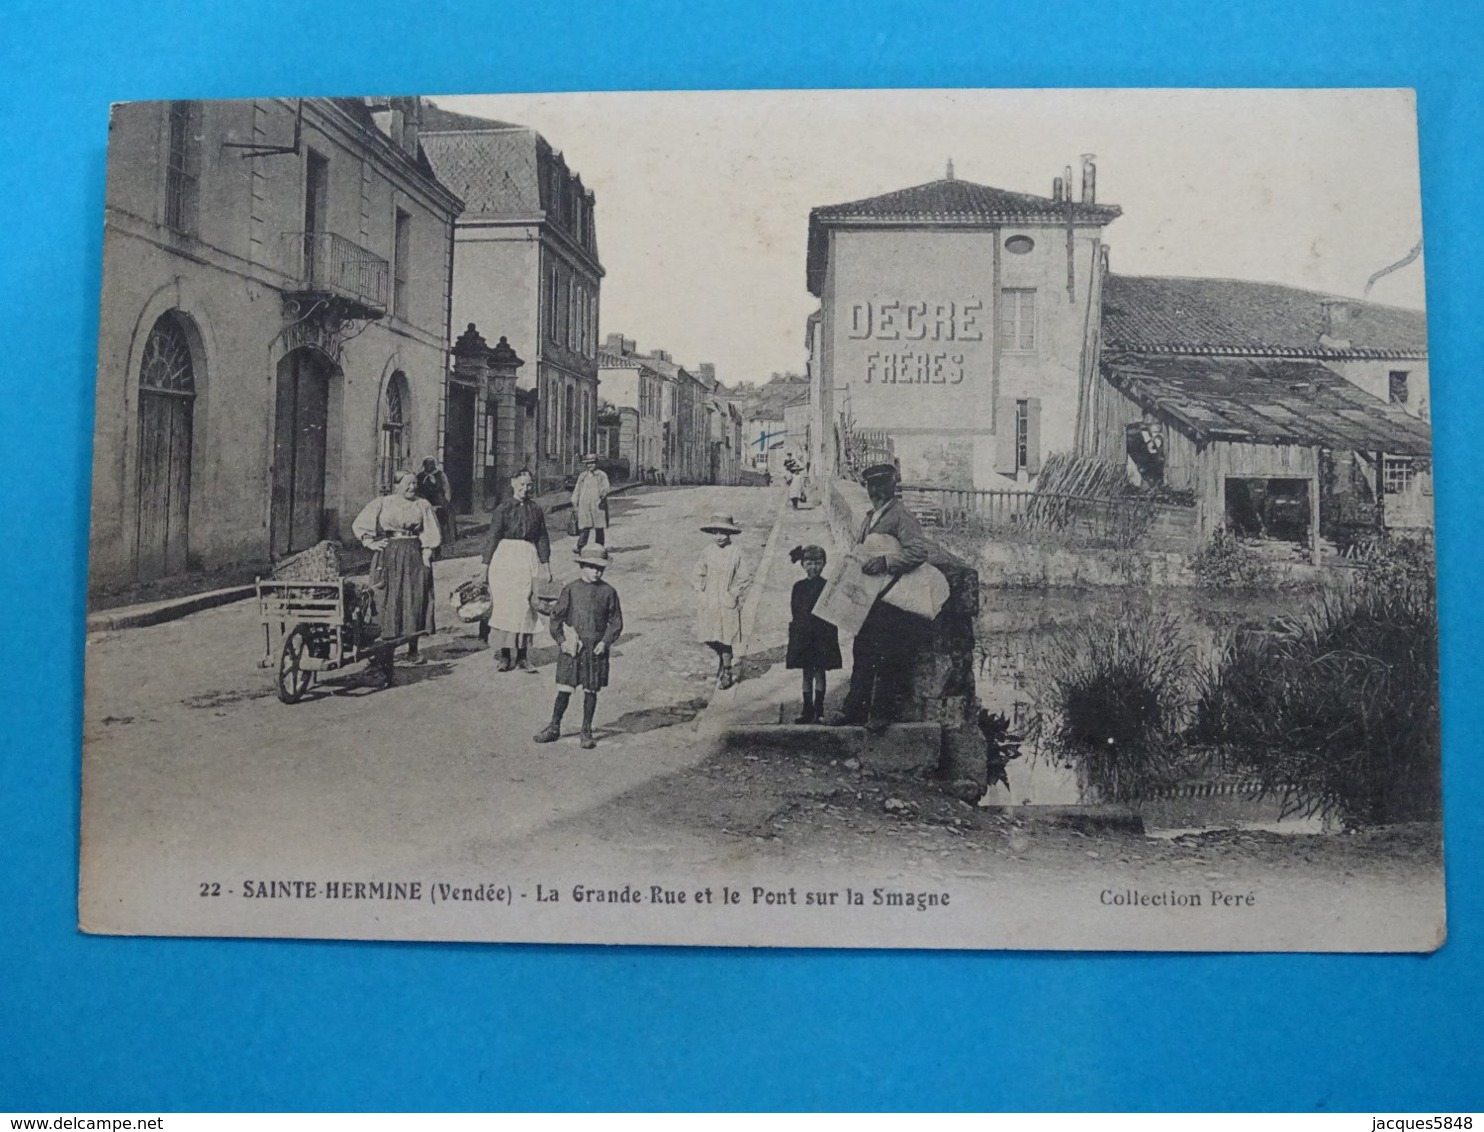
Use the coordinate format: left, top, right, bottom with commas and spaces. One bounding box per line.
533, 545, 623, 750
785, 544, 842, 722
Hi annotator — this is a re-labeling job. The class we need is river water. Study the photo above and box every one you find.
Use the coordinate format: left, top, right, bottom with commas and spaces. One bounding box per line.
972, 585, 1329, 833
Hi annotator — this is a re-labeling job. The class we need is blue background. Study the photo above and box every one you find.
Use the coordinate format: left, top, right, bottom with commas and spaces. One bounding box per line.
3, 0, 1481, 1112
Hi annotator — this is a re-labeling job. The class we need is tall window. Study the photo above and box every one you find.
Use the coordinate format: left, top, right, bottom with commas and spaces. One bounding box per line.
392, 209, 412, 319
302, 150, 329, 283
378, 372, 408, 492
547, 267, 560, 344
1000, 289, 1037, 353
1389, 370, 1411, 405
164, 101, 198, 235
1015, 400, 1030, 469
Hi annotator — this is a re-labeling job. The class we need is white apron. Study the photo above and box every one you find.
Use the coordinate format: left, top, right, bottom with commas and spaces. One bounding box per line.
486, 539, 541, 635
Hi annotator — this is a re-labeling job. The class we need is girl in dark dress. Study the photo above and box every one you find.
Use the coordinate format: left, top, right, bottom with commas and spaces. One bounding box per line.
786, 545, 842, 723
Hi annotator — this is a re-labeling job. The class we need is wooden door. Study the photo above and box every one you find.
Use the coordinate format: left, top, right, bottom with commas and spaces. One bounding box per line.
444, 384, 476, 514
134, 314, 195, 581
135, 391, 193, 580
272, 349, 330, 557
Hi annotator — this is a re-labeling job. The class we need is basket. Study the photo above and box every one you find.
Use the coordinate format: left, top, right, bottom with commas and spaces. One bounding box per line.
530, 578, 563, 618
271, 540, 343, 583
452, 578, 492, 624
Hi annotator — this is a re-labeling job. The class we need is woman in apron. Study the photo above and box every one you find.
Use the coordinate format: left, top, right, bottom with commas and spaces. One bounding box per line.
350, 470, 442, 668
479, 468, 552, 672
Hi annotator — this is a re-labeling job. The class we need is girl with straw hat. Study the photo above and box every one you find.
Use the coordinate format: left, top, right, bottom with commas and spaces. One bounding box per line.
693, 514, 750, 690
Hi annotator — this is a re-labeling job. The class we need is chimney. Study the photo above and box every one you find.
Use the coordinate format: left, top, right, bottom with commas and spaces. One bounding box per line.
945, 157, 955, 181
1081, 154, 1096, 204
1053, 176, 1064, 202
1320, 299, 1354, 350
697, 363, 716, 383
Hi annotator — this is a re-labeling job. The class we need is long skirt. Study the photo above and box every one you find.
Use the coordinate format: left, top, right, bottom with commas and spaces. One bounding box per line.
378, 537, 434, 640
487, 538, 541, 647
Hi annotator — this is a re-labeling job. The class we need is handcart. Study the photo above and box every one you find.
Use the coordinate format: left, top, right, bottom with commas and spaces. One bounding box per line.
254, 540, 425, 704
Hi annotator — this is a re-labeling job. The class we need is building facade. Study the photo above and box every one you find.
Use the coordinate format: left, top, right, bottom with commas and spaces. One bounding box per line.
421, 105, 604, 502
92, 97, 461, 591
597, 337, 665, 480
1086, 272, 1433, 540
807, 161, 1121, 488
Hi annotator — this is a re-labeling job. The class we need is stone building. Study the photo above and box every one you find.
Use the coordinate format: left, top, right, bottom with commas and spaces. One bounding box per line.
91, 97, 461, 590
806, 159, 1121, 487
597, 337, 664, 480
421, 104, 603, 502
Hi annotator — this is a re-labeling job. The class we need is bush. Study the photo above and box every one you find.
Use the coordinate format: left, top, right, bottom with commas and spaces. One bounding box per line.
1192, 579, 1440, 826
1189, 529, 1277, 591
1034, 608, 1196, 802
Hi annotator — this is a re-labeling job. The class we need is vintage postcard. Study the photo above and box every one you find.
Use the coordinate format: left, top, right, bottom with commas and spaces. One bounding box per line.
80, 89, 1444, 950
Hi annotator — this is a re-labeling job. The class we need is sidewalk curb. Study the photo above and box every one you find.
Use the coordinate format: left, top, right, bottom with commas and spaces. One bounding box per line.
89, 482, 657, 635
86, 585, 258, 633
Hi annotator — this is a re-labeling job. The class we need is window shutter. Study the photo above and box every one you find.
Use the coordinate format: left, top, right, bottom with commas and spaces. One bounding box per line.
994, 397, 1017, 474
1026, 398, 1043, 474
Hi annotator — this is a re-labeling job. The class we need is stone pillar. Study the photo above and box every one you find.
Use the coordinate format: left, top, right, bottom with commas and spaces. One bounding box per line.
487, 335, 524, 499
449, 323, 493, 514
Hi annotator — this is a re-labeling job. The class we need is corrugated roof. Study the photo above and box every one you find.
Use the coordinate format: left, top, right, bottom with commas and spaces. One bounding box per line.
1103, 355, 1432, 456
1103, 275, 1428, 358
807, 177, 1120, 296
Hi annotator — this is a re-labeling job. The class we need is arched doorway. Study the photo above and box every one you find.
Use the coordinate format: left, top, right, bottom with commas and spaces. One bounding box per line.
135, 312, 197, 580
377, 371, 409, 494
271, 347, 336, 557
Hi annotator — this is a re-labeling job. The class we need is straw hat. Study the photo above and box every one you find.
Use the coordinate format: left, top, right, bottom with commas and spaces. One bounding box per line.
700, 514, 743, 535
575, 544, 611, 569
582, 452, 599, 464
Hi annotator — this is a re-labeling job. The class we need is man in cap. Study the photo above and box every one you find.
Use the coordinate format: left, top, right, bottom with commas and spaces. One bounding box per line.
570, 453, 611, 553
839, 462, 932, 730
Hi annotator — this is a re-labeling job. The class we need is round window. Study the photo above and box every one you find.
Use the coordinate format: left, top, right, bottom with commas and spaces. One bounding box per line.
1005, 235, 1035, 254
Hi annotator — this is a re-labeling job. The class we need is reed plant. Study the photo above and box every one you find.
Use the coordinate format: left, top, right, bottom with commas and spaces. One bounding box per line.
1034, 607, 1197, 802
1193, 565, 1440, 825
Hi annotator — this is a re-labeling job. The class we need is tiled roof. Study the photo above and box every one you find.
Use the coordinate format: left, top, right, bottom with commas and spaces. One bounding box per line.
1103, 355, 1432, 456
421, 128, 542, 217
596, 351, 641, 369
419, 102, 521, 132
807, 177, 1120, 296
812, 178, 1119, 225
1103, 275, 1428, 358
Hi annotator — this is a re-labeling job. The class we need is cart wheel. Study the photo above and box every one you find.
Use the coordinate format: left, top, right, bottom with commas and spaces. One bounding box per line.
277, 625, 314, 704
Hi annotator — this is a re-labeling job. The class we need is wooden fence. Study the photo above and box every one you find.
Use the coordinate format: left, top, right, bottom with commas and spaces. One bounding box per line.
900, 484, 1193, 548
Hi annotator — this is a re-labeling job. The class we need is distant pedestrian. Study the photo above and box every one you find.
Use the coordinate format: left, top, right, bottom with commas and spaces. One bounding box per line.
784, 454, 806, 509
785, 544, 841, 723
533, 545, 623, 750
415, 456, 458, 548
480, 468, 552, 671
571, 453, 610, 552
693, 514, 749, 690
